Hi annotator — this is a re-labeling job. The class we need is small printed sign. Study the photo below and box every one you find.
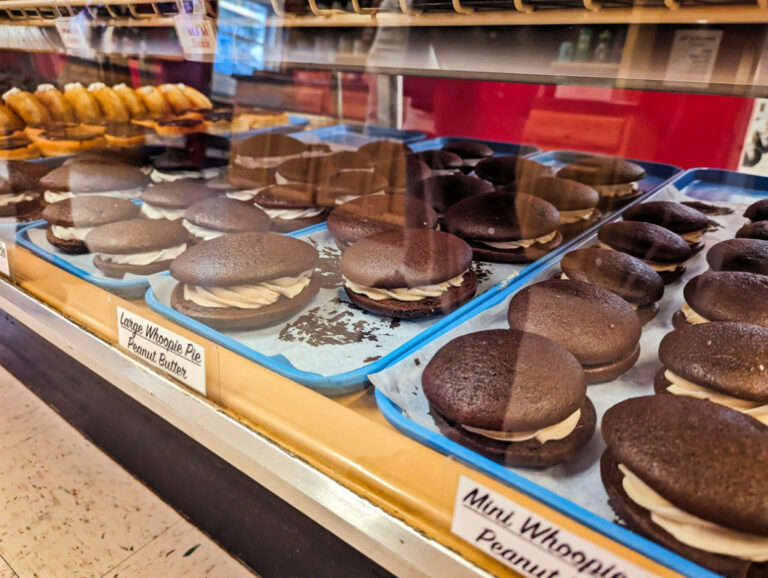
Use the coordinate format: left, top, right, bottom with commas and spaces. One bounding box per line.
452, 476, 648, 578
55, 15, 93, 56
117, 306, 206, 395
174, 14, 217, 61
664, 29, 722, 84
0, 240, 9, 278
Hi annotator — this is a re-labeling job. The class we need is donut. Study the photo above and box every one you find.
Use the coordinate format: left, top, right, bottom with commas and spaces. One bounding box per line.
0, 103, 25, 134
63, 82, 104, 125
2, 88, 51, 127
34, 84, 76, 124
136, 86, 171, 119
88, 83, 130, 123
177, 84, 213, 110
158, 83, 192, 114
113, 84, 148, 119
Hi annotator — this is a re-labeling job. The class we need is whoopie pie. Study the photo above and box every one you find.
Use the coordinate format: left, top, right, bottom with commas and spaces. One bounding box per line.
274, 156, 336, 188
40, 161, 150, 204
339, 229, 476, 318
232, 133, 306, 170
423, 329, 595, 467
474, 155, 553, 186
374, 156, 432, 194
744, 198, 768, 222
556, 155, 646, 211
254, 184, 327, 233
440, 140, 493, 173
139, 181, 219, 221
406, 174, 494, 215
182, 197, 270, 243
327, 150, 373, 173
707, 238, 768, 276
225, 167, 276, 201
736, 221, 768, 241
621, 200, 711, 253
316, 171, 389, 206
170, 232, 320, 330
413, 150, 463, 174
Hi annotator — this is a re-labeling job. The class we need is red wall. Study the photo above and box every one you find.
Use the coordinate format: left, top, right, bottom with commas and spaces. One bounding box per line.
403, 78, 754, 170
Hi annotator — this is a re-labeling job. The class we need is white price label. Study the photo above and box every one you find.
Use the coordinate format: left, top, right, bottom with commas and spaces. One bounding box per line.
452, 476, 648, 578
0, 240, 9, 277
117, 307, 206, 395
173, 14, 217, 61
55, 16, 93, 56
664, 30, 723, 84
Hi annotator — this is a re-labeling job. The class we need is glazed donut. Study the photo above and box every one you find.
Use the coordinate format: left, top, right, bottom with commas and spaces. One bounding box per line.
63, 82, 104, 125
2, 88, 51, 127
177, 84, 213, 110
34, 84, 76, 124
0, 103, 25, 134
136, 86, 171, 119
113, 83, 148, 119
88, 82, 130, 123
158, 83, 192, 114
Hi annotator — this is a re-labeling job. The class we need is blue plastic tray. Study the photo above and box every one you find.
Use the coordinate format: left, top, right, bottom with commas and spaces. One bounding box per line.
371, 167, 766, 578
409, 137, 540, 158
295, 124, 426, 148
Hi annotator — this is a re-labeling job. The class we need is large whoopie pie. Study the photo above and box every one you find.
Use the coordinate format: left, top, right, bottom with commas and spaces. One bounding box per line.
707, 238, 768, 276
327, 150, 374, 173
601, 395, 768, 578
254, 184, 327, 233
373, 156, 432, 194
622, 200, 711, 252
406, 174, 494, 215
140, 181, 219, 221
440, 140, 493, 173
339, 229, 476, 318
474, 155, 554, 185
560, 248, 664, 324
170, 232, 319, 330
232, 133, 306, 169
182, 197, 270, 243
507, 278, 641, 383
275, 155, 336, 188
226, 166, 276, 200
443, 192, 562, 263
744, 198, 768, 223
316, 170, 389, 207
598, 221, 692, 283
40, 161, 150, 204
556, 155, 646, 211
413, 150, 463, 173
0, 161, 49, 217
422, 329, 595, 467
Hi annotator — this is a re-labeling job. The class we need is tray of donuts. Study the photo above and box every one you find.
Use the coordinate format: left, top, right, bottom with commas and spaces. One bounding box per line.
370, 168, 768, 578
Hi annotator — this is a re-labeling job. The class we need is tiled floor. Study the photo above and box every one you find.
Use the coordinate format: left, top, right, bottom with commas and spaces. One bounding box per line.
0, 365, 256, 578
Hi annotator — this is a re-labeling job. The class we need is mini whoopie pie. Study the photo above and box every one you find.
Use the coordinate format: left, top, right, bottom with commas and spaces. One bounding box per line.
560, 248, 664, 324
339, 229, 477, 318
556, 155, 646, 211
474, 155, 554, 186
40, 162, 150, 205
316, 171, 389, 206
274, 156, 336, 188
707, 238, 768, 276
406, 174, 494, 215
507, 279, 642, 383
226, 166, 276, 202
598, 221, 693, 283
440, 140, 494, 173
655, 322, 768, 426
254, 184, 327, 233
744, 198, 768, 223
233, 133, 306, 170
736, 221, 768, 241
672, 271, 768, 329
170, 232, 320, 330
601, 395, 768, 578
327, 194, 438, 251
443, 192, 562, 263
422, 329, 595, 467
413, 150, 463, 174
622, 200, 711, 252
85, 219, 188, 278
43, 197, 140, 254
139, 181, 219, 221
182, 197, 270, 243
513, 177, 602, 239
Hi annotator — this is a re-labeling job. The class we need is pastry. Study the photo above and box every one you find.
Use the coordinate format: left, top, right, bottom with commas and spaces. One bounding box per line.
201, 107, 233, 135
673, 271, 768, 328
158, 83, 193, 114
177, 84, 213, 110
151, 145, 227, 183
744, 199, 768, 222
327, 150, 374, 173
374, 156, 431, 194
275, 156, 336, 187
707, 238, 768, 276
406, 174, 494, 215
170, 232, 320, 330
423, 329, 595, 467
0, 135, 39, 160
440, 140, 493, 173
327, 193, 438, 250
736, 221, 768, 241
87, 83, 130, 123
232, 133, 306, 170
113, 84, 148, 119
474, 155, 554, 185
153, 117, 205, 136
0, 103, 25, 135
182, 197, 270, 242
622, 200, 711, 252
34, 125, 106, 157
253, 184, 326, 233
33, 84, 76, 124
225, 167, 276, 202
0, 160, 48, 192
86, 219, 188, 278
40, 162, 150, 204
557, 156, 646, 211
135, 86, 171, 119
560, 248, 664, 324
357, 140, 412, 158
139, 181, 218, 221
230, 111, 290, 133
63, 148, 150, 167
63, 83, 104, 126
0, 163, 43, 217
2, 88, 51, 128
600, 395, 768, 578
316, 171, 389, 206
104, 123, 154, 148
444, 192, 562, 263
598, 221, 692, 283
339, 229, 477, 318
507, 278, 642, 383
42, 196, 139, 254
413, 150, 463, 174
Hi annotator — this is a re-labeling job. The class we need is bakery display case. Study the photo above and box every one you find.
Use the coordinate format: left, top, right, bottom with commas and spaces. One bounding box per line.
0, 3, 767, 577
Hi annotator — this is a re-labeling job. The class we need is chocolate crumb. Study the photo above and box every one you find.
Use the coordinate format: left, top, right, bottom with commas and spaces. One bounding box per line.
316, 245, 342, 289
473, 262, 493, 283
682, 201, 734, 216
363, 355, 381, 363
278, 304, 379, 346
414, 358, 421, 366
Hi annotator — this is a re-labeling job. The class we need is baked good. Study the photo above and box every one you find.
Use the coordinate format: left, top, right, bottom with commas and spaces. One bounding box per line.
153, 117, 205, 136
736, 221, 768, 241
707, 238, 768, 276
151, 145, 227, 183
443, 192, 562, 263
0, 189, 39, 218
232, 133, 306, 169
327, 194, 438, 250
0, 160, 48, 192
140, 181, 219, 221
601, 395, 768, 578
327, 150, 373, 173
135, 86, 171, 119
34, 125, 106, 157
63, 148, 150, 167
744, 199, 768, 222
33, 84, 76, 124
182, 197, 270, 242
339, 229, 477, 318
87, 83, 130, 123
225, 167, 276, 201
507, 278, 641, 383
113, 84, 148, 119
275, 156, 336, 187
622, 201, 710, 252
63, 83, 104, 126
474, 155, 554, 185
158, 83, 193, 114
104, 123, 154, 148
560, 248, 664, 324
423, 329, 595, 466
316, 171, 389, 206
375, 156, 431, 194
253, 184, 326, 233
200, 107, 234, 135
170, 232, 320, 329
2, 88, 51, 128
514, 177, 602, 239
0, 135, 39, 160
0, 103, 25, 135
177, 84, 213, 110
597, 221, 692, 283
42, 196, 139, 254
41, 162, 150, 204
673, 271, 768, 328
440, 140, 493, 173
406, 174, 494, 214
230, 111, 291, 133
357, 140, 412, 158
413, 150, 463, 173
556, 155, 646, 211
0, 162, 45, 216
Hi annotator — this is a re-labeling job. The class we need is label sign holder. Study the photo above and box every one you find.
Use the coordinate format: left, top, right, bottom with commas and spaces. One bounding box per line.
173, 0, 217, 62
54, 11, 95, 58
0, 240, 10, 278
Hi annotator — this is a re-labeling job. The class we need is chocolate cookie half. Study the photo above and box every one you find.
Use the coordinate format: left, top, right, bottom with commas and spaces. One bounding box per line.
707, 238, 768, 276
423, 329, 594, 467
182, 197, 270, 242
507, 279, 641, 383
254, 184, 327, 233
170, 232, 319, 330
140, 181, 219, 221
474, 155, 554, 185
622, 200, 711, 252
556, 155, 646, 211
